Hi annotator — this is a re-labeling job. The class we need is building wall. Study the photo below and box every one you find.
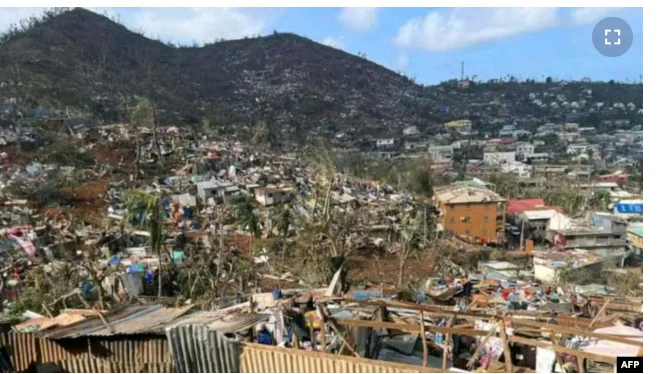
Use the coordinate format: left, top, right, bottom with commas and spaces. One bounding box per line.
533, 264, 557, 283
439, 201, 505, 243
483, 152, 516, 165
627, 232, 643, 249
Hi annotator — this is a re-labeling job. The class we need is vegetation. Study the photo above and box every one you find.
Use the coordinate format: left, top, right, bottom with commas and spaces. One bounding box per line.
123, 189, 165, 297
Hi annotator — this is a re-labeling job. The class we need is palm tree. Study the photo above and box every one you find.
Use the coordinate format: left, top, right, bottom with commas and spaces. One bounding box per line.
123, 189, 165, 297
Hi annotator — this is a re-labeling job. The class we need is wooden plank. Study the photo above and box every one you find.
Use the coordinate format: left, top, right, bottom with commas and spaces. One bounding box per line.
506, 317, 643, 347
467, 321, 497, 369
443, 316, 455, 371
420, 312, 427, 367
498, 320, 513, 373
589, 298, 611, 327
334, 318, 491, 338
318, 304, 360, 358
550, 333, 565, 371
508, 335, 617, 365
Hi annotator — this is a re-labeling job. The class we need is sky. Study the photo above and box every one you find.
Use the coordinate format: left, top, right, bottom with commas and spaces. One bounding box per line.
0, 7, 644, 85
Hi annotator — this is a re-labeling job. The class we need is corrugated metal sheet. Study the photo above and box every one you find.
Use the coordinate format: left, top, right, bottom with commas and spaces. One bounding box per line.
239, 343, 446, 373
166, 325, 239, 373
0, 333, 171, 370
56, 359, 173, 373
168, 312, 269, 334
37, 305, 195, 339
99, 337, 170, 363
0, 331, 36, 372
39, 306, 151, 339
88, 305, 194, 337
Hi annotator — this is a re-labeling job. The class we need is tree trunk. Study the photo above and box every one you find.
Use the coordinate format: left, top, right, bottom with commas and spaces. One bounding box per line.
157, 244, 163, 297
397, 257, 406, 289
152, 104, 163, 167
134, 129, 141, 184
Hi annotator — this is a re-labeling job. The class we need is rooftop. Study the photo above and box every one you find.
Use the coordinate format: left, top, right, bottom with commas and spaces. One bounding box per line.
434, 186, 505, 204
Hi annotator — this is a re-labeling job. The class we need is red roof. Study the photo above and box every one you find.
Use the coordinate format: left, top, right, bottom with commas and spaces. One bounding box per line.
508, 199, 545, 214
508, 199, 563, 214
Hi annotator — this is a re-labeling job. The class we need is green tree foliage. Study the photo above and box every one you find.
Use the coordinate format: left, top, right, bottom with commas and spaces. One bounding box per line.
123, 189, 165, 296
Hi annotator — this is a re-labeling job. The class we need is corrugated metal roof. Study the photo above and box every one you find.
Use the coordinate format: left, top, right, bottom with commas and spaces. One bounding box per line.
38, 306, 149, 339
35, 305, 264, 339
168, 312, 269, 334
166, 324, 239, 373
86, 305, 195, 337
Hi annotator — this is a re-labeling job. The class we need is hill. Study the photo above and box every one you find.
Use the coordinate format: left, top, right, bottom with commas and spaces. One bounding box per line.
0, 8, 643, 138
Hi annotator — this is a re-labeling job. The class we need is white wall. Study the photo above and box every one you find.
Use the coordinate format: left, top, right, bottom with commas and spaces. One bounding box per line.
484, 152, 516, 165
534, 264, 557, 283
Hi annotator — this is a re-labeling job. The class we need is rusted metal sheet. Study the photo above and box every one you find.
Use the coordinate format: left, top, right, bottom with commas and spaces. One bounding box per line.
99, 337, 170, 363
0, 332, 172, 369
0, 331, 37, 371
238, 343, 447, 373
56, 359, 173, 373
39, 306, 152, 339
167, 311, 269, 334
166, 325, 239, 373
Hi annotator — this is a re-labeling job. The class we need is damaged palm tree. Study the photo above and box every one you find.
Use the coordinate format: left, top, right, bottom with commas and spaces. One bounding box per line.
395, 211, 423, 288
126, 98, 162, 180
123, 189, 165, 297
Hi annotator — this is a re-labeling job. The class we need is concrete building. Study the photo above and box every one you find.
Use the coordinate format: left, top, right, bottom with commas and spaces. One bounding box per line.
375, 138, 395, 148
533, 251, 604, 284
434, 185, 506, 244
403, 126, 419, 136
196, 180, 236, 203
428, 145, 454, 161
254, 187, 294, 207
524, 153, 549, 164
483, 152, 516, 165
515, 142, 535, 160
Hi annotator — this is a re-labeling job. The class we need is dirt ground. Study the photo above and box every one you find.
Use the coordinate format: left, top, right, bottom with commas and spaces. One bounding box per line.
348, 248, 439, 286
41, 178, 110, 225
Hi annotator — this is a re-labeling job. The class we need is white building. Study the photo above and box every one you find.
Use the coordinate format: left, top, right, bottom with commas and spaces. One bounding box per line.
196, 180, 236, 203
567, 143, 589, 155
483, 151, 516, 165
515, 142, 535, 160
403, 126, 419, 136
524, 153, 549, 164
375, 138, 395, 148
501, 161, 531, 178
428, 145, 454, 160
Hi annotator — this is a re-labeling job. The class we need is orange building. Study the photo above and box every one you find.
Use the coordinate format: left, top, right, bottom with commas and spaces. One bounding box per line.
433, 186, 507, 244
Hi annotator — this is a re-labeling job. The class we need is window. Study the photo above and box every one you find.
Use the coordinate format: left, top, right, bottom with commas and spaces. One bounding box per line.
449, 217, 455, 223
465, 230, 471, 236
466, 203, 472, 209
483, 215, 489, 222
211, 190, 218, 196
483, 229, 489, 235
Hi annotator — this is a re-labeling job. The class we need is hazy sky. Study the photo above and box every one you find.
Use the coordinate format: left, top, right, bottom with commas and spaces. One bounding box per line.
0, 7, 643, 84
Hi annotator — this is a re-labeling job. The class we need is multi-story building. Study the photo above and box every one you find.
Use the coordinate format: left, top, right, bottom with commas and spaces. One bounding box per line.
428, 145, 454, 160
433, 185, 507, 244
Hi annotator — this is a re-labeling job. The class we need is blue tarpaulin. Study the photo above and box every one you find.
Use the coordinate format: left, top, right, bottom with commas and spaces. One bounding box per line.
616, 203, 643, 213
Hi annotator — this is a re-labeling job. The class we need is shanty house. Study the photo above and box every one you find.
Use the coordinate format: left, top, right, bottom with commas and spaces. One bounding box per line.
433, 185, 506, 244
254, 187, 294, 207
196, 181, 235, 203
